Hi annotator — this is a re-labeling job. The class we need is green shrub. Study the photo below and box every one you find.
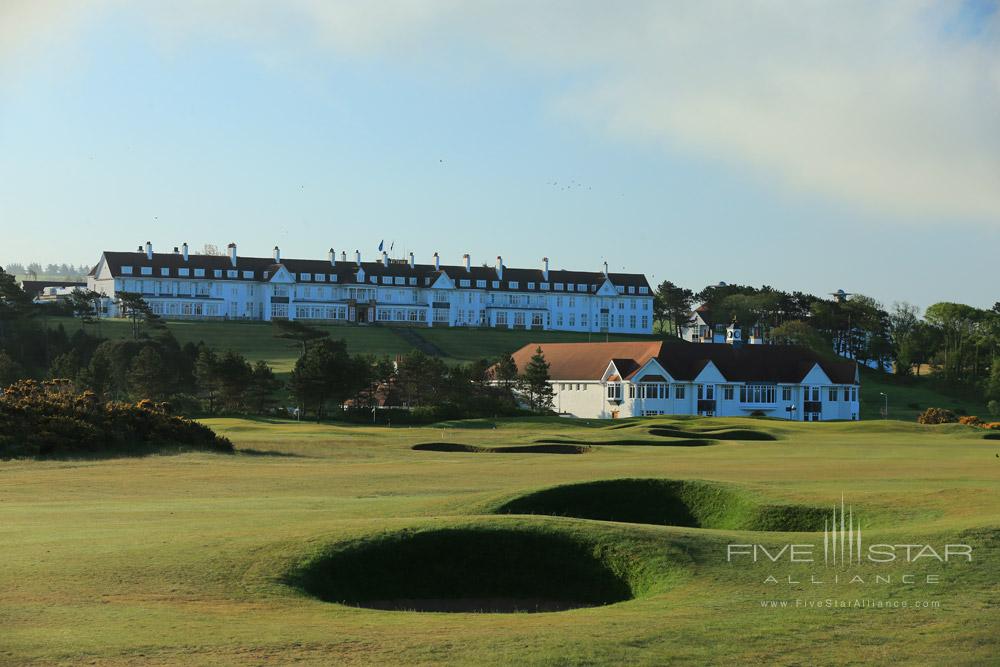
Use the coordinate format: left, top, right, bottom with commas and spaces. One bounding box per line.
916, 407, 959, 424
0, 379, 233, 458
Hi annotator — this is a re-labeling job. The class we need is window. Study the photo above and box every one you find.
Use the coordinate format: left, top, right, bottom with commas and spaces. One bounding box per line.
492, 281, 500, 288
393, 277, 404, 285
243, 271, 254, 279
460, 279, 470, 287
639, 286, 649, 294
740, 385, 776, 404
122, 266, 133, 274
577, 384, 583, 391
566, 283, 574, 292
628, 286, 635, 294
829, 388, 839, 402
496, 311, 508, 326
675, 386, 685, 399
214, 270, 222, 278
408, 277, 416, 286
641, 316, 648, 330
555, 283, 564, 291
851, 387, 857, 401
531, 312, 543, 327
141, 267, 152, 275
782, 387, 792, 401
540, 282, 549, 290
606, 383, 622, 400
194, 268, 205, 277
577, 284, 586, 292
301, 273, 311, 281
628, 384, 635, 399
723, 386, 734, 401
697, 385, 715, 400
581, 313, 589, 327
476, 279, 487, 288
179, 268, 190, 277
527, 282, 535, 290
160, 268, 170, 276
509, 281, 519, 289
315, 274, 325, 282
629, 315, 637, 329
227, 270, 237, 278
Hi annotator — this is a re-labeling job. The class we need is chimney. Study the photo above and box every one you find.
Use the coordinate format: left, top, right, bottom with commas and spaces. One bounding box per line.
228, 243, 237, 267
173, 246, 179, 255
145, 241, 153, 261
341, 250, 347, 262
433, 252, 440, 270
463, 253, 471, 272
273, 245, 280, 262
409, 252, 415, 269
137, 245, 143, 252
496, 256, 503, 280
603, 260, 609, 277
355, 250, 361, 266
328, 248, 336, 266
382, 251, 389, 267
542, 257, 549, 281
182, 242, 189, 261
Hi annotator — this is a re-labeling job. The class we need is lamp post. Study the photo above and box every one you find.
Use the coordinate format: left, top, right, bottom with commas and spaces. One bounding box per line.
879, 392, 887, 420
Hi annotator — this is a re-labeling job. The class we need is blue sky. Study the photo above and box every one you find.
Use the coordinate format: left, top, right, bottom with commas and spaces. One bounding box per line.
0, 2, 997, 309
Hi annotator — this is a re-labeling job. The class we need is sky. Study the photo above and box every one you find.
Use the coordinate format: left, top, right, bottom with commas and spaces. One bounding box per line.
0, 1, 997, 310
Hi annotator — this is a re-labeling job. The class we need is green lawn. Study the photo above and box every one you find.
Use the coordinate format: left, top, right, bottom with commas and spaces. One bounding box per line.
1, 416, 998, 665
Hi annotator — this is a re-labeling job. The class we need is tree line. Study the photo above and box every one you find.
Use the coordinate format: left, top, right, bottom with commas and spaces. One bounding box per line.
4, 262, 91, 279
652, 280, 1000, 409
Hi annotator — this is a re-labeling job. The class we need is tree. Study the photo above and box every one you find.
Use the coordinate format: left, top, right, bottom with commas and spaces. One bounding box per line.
49, 350, 81, 381
395, 351, 448, 406
768, 320, 828, 354
0, 350, 25, 387
68, 288, 103, 325
289, 339, 361, 420
194, 348, 221, 413
127, 346, 169, 400
520, 346, 554, 413
214, 351, 254, 412
274, 319, 330, 355
492, 354, 519, 388
0, 267, 33, 341
116, 292, 161, 339
653, 281, 694, 337
246, 360, 283, 414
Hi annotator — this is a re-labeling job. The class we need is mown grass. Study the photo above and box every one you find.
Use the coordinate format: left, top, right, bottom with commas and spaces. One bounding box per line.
1, 415, 998, 665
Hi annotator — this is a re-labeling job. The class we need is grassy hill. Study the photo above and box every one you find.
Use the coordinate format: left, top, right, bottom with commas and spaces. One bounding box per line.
1, 416, 997, 664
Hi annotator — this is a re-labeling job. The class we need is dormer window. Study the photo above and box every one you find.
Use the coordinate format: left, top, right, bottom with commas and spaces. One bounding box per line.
492, 281, 500, 289
555, 283, 564, 291
315, 274, 325, 282
628, 286, 635, 294
527, 282, 535, 290
179, 268, 190, 277
140, 267, 152, 276
227, 270, 237, 278
476, 280, 486, 288
577, 283, 586, 292
243, 271, 254, 279
121, 266, 133, 275
408, 277, 416, 285
301, 273, 311, 281
616, 286, 625, 294
508, 281, 519, 289
331, 274, 338, 282
639, 286, 649, 294
460, 279, 470, 287
382, 276, 392, 284
540, 282, 549, 290
566, 283, 574, 292
370, 276, 377, 284
160, 268, 170, 276
394, 277, 405, 285
214, 269, 222, 278
194, 268, 205, 277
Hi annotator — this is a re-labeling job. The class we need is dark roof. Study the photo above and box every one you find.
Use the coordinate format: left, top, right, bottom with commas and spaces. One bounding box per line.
511, 341, 857, 384
95, 250, 651, 293
20, 280, 86, 295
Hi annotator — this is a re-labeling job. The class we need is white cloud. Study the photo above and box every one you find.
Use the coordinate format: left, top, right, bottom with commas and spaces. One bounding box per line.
3, 0, 998, 223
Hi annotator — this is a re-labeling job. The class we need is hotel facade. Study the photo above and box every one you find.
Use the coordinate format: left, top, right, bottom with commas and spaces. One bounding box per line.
87, 242, 654, 334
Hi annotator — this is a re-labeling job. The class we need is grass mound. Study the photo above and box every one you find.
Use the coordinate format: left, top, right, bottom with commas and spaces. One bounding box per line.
412, 442, 590, 454
534, 437, 714, 447
495, 479, 827, 531
648, 427, 777, 441
287, 526, 637, 612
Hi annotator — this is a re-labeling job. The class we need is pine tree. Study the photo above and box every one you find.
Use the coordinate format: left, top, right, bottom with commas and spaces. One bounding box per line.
521, 346, 554, 413
246, 360, 283, 414
127, 347, 168, 401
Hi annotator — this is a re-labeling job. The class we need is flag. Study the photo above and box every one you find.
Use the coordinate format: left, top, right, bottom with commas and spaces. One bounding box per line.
378, 240, 384, 252
390, 241, 394, 251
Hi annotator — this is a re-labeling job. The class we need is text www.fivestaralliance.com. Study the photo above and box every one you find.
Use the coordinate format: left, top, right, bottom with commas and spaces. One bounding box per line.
759, 599, 941, 609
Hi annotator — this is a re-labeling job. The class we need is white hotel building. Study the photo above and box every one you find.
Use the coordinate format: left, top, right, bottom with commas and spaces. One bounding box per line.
508, 334, 860, 421
87, 242, 654, 334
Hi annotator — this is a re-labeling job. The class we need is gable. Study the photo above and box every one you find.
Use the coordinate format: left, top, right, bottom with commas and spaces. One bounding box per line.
596, 279, 618, 296
268, 266, 295, 283
693, 360, 728, 384
629, 358, 674, 383
801, 363, 833, 385
431, 273, 455, 289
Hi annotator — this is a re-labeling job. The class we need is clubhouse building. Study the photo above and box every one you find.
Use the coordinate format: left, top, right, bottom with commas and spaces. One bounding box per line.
87, 242, 654, 334
508, 335, 860, 421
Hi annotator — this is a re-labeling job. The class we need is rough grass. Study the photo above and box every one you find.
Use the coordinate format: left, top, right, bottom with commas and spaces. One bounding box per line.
2, 415, 998, 665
